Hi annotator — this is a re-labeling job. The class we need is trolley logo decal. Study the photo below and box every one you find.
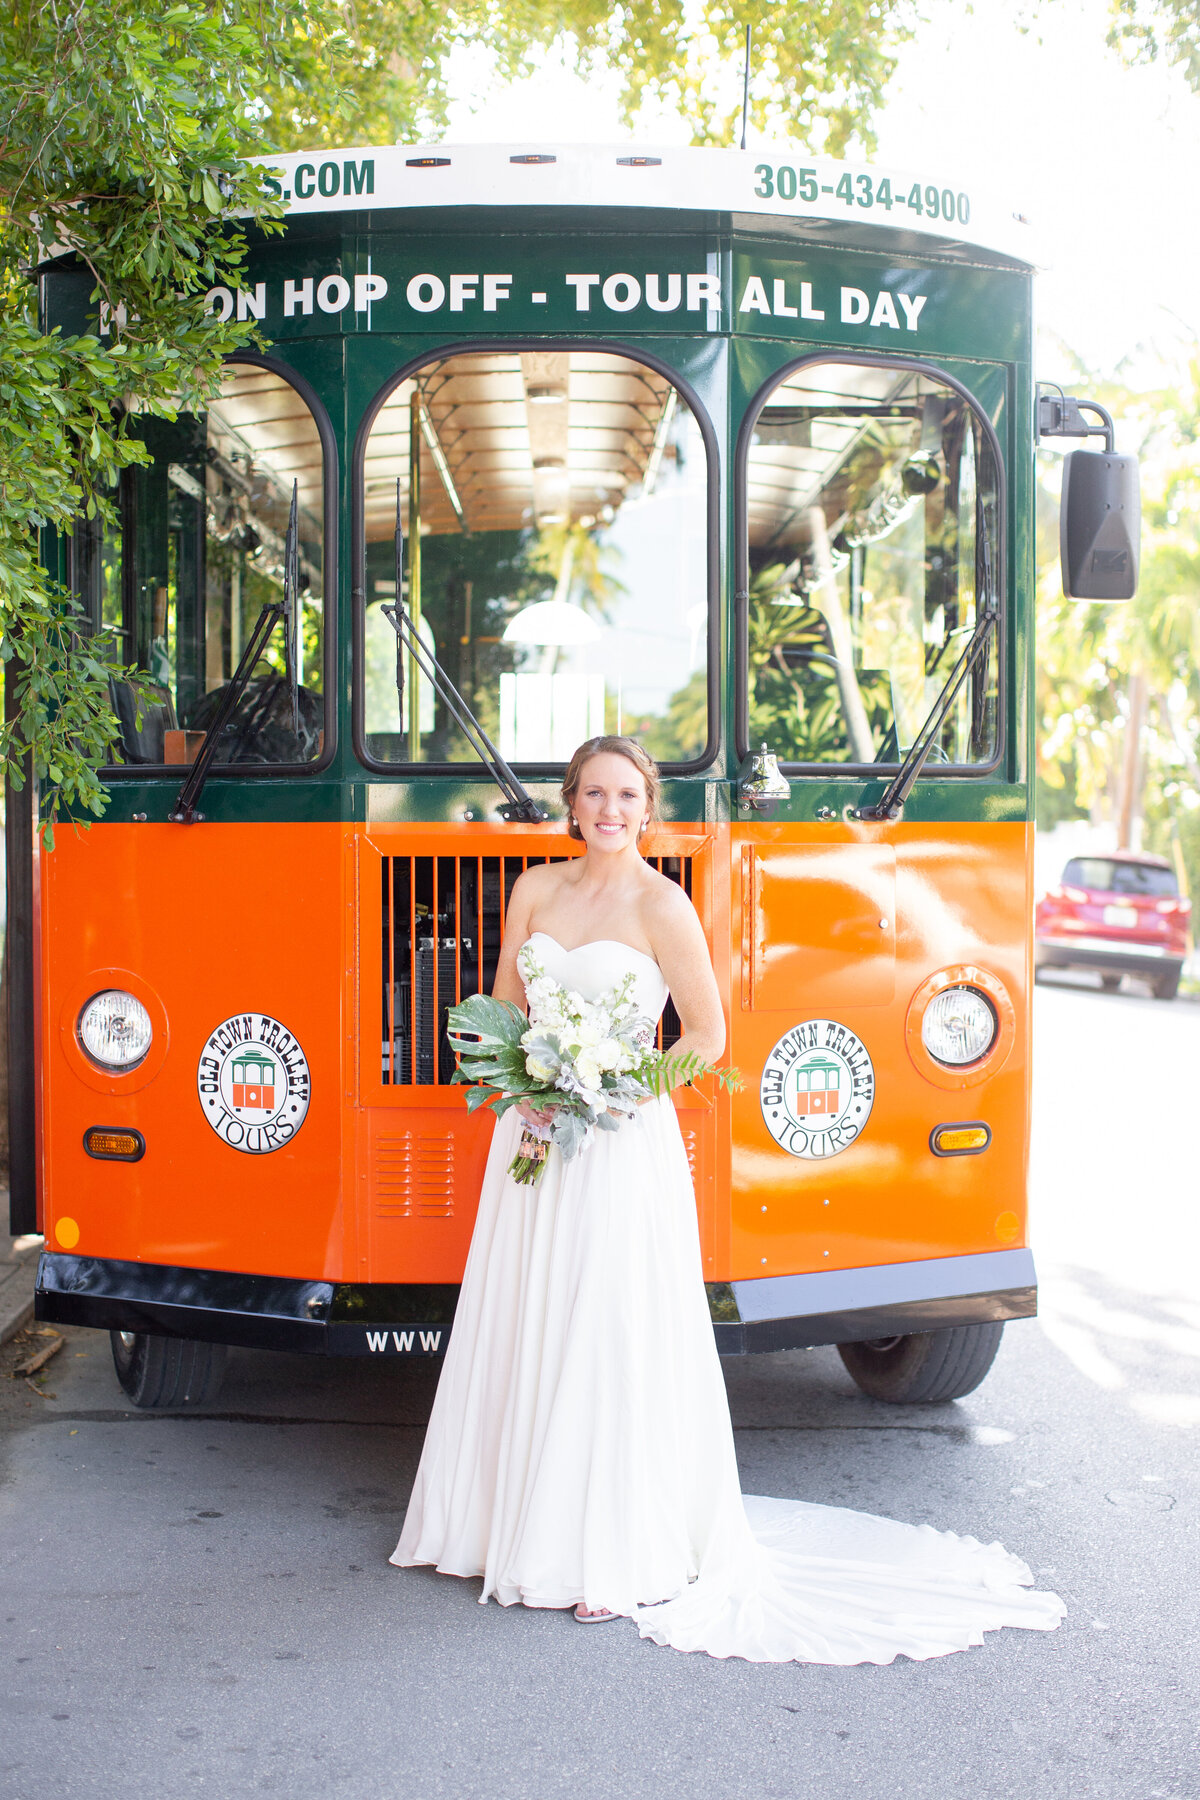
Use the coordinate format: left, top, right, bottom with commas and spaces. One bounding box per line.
760, 1021, 874, 1160
197, 1014, 311, 1154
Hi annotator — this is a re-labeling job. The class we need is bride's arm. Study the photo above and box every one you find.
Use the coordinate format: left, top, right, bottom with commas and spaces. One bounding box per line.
491, 869, 559, 1126
490, 871, 537, 1010
646, 885, 726, 1087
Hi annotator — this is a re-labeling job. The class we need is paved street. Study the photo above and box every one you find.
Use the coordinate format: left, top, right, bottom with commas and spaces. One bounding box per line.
2, 978, 1197, 1800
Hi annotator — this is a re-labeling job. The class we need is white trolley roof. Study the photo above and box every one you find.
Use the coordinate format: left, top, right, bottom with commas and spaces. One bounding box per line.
257, 143, 1034, 268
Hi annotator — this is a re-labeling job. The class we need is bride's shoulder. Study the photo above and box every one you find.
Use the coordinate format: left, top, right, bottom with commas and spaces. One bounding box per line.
639, 863, 702, 934
512, 860, 568, 898
507, 859, 572, 916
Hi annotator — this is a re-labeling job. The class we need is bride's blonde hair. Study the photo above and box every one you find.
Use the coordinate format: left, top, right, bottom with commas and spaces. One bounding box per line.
561, 736, 660, 843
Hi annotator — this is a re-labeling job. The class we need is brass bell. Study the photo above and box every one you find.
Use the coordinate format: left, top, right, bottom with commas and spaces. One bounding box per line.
737, 743, 791, 815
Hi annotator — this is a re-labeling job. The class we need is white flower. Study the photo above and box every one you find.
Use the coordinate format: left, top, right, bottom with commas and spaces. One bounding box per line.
574, 1048, 603, 1090
525, 1053, 558, 1084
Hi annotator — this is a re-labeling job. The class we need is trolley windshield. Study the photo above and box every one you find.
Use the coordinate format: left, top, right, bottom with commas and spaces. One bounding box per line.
73, 363, 327, 770
742, 361, 1000, 769
359, 349, 709, 769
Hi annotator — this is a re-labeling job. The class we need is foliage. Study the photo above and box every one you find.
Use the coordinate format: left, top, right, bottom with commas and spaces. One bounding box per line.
1108, 0, 1200, 90
262, 0, 917, 156
0, 0, 312, 828
517, 0, 917, 156
529, 521, 626, 624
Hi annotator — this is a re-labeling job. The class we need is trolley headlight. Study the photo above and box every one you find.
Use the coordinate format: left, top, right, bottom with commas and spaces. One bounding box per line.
920, 986, 997, 1067
77, 990, 153, 1070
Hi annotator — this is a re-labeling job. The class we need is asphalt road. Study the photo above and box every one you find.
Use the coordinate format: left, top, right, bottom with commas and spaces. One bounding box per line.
2, 975, 1198, 1800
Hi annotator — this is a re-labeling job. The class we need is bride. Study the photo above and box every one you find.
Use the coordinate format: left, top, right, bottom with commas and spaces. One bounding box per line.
392, 736, 1065, 1663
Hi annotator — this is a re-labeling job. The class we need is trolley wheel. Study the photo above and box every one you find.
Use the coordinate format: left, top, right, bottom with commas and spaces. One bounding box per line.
1100, 973, 1121, 992
1154, 968, 1181, 1001
110, 1330, 227, 1409
837, 1322, 1004, 1404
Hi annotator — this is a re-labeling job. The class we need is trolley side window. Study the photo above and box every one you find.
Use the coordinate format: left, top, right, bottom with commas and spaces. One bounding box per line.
741, 360, 1000, 769
358, 349, 709, 769
74, 362, 327, 770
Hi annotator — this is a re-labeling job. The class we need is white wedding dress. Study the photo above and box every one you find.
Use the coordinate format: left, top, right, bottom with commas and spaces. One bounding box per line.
392, 935, 1065, 1663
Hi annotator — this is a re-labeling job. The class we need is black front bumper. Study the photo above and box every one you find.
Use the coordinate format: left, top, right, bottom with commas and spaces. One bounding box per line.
37, 1248, 1037, 1357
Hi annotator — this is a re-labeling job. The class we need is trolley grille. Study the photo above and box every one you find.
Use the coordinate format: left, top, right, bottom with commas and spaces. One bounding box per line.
380, 853, 692, 1087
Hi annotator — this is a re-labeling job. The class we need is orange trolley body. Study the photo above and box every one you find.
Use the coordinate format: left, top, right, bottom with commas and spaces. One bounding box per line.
18, 142, 1092, 1406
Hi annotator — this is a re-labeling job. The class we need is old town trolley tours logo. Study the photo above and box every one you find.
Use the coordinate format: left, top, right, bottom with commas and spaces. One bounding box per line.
197, 1013, 311, 1153
760, 1019, 875, 1160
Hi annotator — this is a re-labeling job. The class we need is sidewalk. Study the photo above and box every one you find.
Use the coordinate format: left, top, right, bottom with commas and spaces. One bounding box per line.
1, 1206, 40, 1344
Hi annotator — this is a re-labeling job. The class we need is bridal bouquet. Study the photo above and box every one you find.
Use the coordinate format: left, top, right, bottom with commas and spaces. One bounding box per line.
446, 943, 741, 1185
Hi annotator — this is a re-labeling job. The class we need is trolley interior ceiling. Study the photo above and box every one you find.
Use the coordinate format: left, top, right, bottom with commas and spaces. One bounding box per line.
209, 363, 324, 537
746, 363, 941, 551
363, 351, 676, 542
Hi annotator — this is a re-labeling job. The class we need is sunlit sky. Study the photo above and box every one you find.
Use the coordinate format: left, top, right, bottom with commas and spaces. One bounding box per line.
441, 0, 1200, 411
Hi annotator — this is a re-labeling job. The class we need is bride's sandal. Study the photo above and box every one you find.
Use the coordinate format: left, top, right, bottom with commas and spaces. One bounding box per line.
574, 1604, 619, 1623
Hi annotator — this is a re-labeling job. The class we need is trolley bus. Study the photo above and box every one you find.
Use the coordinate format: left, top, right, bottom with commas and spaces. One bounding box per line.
16, 142, 1138, 1407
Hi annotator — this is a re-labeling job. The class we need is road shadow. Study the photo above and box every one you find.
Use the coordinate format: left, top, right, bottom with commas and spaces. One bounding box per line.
1037, 1259, 1200, 1430
1035, 967, 1199, 1007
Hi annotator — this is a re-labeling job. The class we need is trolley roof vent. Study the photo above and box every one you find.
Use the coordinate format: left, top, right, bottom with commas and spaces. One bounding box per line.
510, 153, 556, 164
616, 155, 662, 167
406, 156, 450, 168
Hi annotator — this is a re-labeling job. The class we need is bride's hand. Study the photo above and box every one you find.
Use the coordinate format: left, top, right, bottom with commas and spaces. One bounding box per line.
516, 1099, 556, 1127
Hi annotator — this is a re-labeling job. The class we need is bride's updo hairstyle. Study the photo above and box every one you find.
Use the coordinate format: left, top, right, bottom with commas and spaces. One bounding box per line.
561, 736, 660, 843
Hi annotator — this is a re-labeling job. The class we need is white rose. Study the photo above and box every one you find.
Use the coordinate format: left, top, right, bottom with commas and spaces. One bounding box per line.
574, 1049, 602, 1090
525, 1053, 558, 1084
593, 1037, 625, 1072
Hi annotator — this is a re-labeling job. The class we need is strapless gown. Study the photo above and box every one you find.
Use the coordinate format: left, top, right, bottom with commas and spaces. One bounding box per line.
391, 935, 1065, 1663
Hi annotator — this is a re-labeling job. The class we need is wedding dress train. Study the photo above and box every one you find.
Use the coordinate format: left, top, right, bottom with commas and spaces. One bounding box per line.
391, 935, 1065, 1663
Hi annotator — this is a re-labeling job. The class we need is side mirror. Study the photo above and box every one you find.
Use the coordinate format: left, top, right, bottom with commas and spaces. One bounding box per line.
1060, 449, 1140, 601
1037, 386, 1141, 602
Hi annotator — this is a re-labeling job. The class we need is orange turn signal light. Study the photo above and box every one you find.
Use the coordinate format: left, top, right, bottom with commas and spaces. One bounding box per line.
83, 1126, 145, 1162
930, 1123, 991, 1157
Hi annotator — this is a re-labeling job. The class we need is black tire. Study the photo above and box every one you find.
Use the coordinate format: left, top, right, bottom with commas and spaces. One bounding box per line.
110, 1330, 227, 1409
837, 1322, 1004, 1404
1154, 968, 1181, 1001
1100, 973, 1121, 992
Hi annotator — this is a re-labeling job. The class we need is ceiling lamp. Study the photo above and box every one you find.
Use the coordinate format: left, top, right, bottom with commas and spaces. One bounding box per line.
502, 601, 601, 647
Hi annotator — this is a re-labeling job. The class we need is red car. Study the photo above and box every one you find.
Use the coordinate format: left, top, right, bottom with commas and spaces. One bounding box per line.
1036, 850, 1191, 1000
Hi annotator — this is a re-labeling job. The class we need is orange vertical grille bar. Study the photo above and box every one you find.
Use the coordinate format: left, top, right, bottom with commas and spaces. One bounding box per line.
476, 857, 485, 1007
454, 859, 463, 1011
430, 858, 440, 1085
408, 856, 418, 1085
387, 857, 395, 1084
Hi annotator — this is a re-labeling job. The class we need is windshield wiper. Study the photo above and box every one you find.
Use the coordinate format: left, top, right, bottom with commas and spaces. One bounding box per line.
171, 482, 300, 824
379, 484, 548, 824
857, 505, 998, 823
